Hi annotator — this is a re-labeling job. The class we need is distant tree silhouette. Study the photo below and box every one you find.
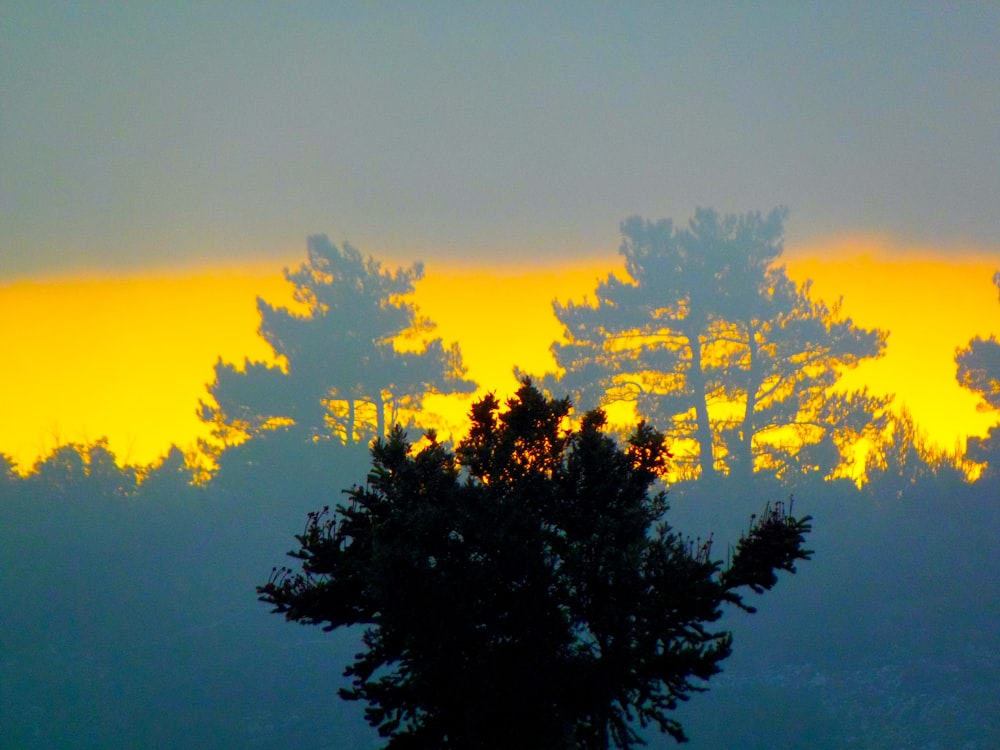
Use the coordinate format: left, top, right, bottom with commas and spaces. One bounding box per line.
138, 445, 197, 498
201, 236, 476, 447
0, 453, 17, 483
86, 438, 139, 498
534, 209, 888, 480
259, 382, 812, 748
956, 270, 1000, 477
25, 440, 138, 499
863, 407, 970, 499
28, 443, 86, 494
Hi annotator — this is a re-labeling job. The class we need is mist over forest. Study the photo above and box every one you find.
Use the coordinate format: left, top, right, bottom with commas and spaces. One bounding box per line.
2, 211, 999, 748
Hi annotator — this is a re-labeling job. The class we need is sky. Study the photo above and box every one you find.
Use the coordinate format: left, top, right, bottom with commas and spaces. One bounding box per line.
2, 2, 1000, 470
3, 2, 999, 275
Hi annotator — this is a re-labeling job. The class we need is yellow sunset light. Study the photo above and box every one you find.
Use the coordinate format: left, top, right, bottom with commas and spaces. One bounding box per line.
1, 248, 997, 476
784, 242, 1000, 454
0, 267, 294, 470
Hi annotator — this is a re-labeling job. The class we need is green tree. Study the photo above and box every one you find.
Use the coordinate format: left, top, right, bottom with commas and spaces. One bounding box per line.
956, 270, 1000, 476
259, 382, 812, 748
201, 236, 475, 447
537, 209, 888, 480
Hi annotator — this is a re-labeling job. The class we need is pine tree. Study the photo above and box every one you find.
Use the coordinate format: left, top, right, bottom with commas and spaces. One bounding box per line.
259, 382, 812, 748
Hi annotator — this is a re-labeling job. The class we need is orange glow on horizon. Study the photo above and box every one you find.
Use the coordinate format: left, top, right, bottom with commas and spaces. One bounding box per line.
1, 244, 997, 474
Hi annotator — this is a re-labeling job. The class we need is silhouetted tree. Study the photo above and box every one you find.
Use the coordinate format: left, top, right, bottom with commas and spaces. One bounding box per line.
138, 445, 196, 498
535, 209, 888, 480
956, 270, 1000, 478
862, 407, 971, 499
259, 382, 812, 748
27, 443, 87, 495
0, 453, 18, 489
86, 438, 139, 498
24, 440, 137, 499
201, 236, 475, 447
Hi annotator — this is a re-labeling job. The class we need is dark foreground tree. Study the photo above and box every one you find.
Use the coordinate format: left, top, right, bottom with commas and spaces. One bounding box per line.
259, 382, 812, 748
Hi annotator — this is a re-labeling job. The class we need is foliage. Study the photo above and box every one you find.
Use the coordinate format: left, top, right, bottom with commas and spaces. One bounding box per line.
201, 236, 475, 447
0, 452, 19, 486
864, 407, 972, 497
534, 209, 888, 481
956, 270, 1000, 410
259, 382, 812, 748
956, 270, 1000, 477
957, 330, 1000, 413
25, 438, 140, 498
5, 411, 997, 748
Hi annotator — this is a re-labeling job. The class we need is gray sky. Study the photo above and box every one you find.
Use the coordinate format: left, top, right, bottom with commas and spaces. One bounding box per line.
3, 1, 999, 278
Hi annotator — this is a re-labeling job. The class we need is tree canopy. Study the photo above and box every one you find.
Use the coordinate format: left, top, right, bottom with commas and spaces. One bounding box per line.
259, 381, 812, 748
535, 209, 888, 481
956, 270, 1000, 475
201, 236, 476, 447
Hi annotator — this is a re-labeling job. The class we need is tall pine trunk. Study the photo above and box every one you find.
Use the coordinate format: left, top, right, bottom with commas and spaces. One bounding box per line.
735, 325, 761, 481
687, 331, 716, 480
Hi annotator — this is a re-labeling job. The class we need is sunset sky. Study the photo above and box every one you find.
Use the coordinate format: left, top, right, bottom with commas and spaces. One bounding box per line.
2, 3, 999, 472
2, 251, 997, 473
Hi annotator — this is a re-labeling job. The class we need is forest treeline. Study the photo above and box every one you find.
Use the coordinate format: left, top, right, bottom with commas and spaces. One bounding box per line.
5, 209, 997, 487
2, 210, 999, 748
